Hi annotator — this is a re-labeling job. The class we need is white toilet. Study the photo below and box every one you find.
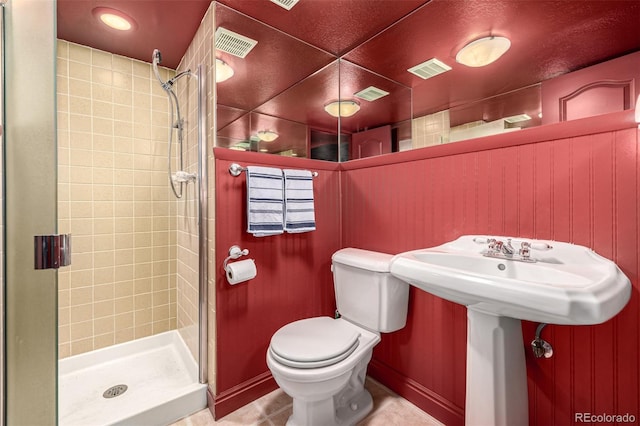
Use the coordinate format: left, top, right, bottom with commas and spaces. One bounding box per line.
266, 248, 410, 426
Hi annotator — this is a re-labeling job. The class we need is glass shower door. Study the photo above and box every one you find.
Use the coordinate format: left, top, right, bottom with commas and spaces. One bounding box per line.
3, 0, 58, 424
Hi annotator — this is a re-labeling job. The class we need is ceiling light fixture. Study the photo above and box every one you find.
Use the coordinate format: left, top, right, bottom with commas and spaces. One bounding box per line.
324, 100, 360, 118
216, 58, 234, 83
92, 7, 136, 31
257, 130, 279, 142
456, 36, 511, 67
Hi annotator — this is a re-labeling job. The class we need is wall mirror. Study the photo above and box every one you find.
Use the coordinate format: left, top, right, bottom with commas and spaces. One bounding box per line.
214, 0, 640, 162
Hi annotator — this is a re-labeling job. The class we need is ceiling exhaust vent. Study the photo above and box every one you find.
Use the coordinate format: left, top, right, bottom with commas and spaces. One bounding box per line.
215, 27, 258, 58
407, 58, 452, 80
503, 113, 532, 123
354, 86, 390, 102
270, 0, 300, 10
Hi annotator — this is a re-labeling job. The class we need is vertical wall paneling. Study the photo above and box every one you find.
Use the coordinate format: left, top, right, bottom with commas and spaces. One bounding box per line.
613, 128, 639, 419
213, 150, 341, 417
590, 133, 616, 417
343, 120, 639, 425
570, 135, 595, 417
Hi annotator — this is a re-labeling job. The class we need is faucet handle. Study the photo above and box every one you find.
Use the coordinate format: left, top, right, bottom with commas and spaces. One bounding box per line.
530, 242, 553, 251
473, 237, 493, 244
473, 237, 499, 251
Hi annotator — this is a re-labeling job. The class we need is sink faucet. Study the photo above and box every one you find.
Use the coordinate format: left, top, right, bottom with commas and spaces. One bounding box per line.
477, 237, 548, 262
502, 239, 515, 255
488, 238, 515, 255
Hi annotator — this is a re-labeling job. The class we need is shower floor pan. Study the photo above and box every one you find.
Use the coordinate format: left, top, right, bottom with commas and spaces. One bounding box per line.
59, 330, 207, 426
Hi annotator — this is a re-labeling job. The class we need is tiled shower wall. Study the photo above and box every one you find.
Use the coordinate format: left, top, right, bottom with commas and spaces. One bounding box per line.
175, 0, 216, 383
56, 40, 178, 357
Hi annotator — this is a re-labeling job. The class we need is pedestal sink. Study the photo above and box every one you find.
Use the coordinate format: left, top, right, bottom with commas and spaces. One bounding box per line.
390, 235, 631, 426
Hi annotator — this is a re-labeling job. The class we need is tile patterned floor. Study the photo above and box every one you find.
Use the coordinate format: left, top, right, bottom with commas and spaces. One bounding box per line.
172, 377, 443, 426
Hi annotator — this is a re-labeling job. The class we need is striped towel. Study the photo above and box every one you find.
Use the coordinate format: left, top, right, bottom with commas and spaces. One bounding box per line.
283, 169, 316, 233
246, 166, 284, 237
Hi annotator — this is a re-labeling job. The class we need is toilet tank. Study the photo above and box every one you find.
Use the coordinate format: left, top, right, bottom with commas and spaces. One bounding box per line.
332, 248, 409, 333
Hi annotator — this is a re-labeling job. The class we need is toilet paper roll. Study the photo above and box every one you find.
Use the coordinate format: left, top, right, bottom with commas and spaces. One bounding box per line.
226, 259, 257, 285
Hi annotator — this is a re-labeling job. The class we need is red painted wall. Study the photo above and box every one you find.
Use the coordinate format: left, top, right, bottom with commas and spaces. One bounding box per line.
213, 149, 342, 416
342, 112, 639, 425
212, 111, 639, 425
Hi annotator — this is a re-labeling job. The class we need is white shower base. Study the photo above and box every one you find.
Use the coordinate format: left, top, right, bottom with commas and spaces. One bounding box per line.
59, 330, 207, 426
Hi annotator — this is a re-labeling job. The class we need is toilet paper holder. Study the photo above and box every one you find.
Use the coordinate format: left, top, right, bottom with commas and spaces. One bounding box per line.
223, 245, 249, 271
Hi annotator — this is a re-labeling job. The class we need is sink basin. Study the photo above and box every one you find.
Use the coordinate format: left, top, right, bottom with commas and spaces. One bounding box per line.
390, 235, 631, 425
390, 235, 631, 325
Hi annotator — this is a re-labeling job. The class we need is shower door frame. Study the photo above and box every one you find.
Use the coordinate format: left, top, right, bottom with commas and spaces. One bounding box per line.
197, 63, 208, 385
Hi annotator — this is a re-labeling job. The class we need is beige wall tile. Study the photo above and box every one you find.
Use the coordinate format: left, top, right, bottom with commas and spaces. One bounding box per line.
94, 333, 115, 350
68, 43, 91, 63
58, 42, 178, 358
69, 62, 91, 81
91, 49, 112, 68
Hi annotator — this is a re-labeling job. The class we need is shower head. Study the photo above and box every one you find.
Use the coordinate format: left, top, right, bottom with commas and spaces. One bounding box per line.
152, 49, 167, 89
152, 49, 162, 65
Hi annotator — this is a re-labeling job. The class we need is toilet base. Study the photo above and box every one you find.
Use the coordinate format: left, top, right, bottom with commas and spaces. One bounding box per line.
286, 389, 373, 426
336, 388, 373, 425
284, 354, 373, 426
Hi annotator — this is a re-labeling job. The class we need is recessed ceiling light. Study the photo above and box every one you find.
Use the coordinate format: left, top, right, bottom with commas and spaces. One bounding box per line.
324, 100, 360, 118
456, 36, 511, 67
92, 7, 136, 31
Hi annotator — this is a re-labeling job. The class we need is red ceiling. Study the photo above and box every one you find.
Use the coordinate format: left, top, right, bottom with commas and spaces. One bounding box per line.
58, 0, 640, 153
57, 0, 211, 69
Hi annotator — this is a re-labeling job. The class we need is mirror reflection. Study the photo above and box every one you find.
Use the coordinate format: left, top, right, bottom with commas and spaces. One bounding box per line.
215, 1, 639, 161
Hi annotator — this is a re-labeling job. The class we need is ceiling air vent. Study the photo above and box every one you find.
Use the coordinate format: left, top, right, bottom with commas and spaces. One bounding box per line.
270, 0, 300, 10
504, 114, 532, 123
354, 86, 390, 102
407, 58, 452, 80
215, 27, 258, 59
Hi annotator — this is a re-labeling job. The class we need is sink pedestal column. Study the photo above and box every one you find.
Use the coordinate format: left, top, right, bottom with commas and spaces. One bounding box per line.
466, 309, 528, 426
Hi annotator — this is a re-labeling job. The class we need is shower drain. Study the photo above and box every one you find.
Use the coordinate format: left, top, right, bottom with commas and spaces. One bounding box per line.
103, 384, 128, 399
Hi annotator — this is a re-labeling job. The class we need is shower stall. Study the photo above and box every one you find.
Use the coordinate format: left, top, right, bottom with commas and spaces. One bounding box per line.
55, 43, 208, 425
2, 2, 212, 424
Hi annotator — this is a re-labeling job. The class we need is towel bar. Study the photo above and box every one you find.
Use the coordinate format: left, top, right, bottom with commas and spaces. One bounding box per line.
229, 162, 318, 177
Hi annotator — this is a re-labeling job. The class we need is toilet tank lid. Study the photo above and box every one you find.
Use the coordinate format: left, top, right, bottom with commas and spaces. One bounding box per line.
332, 248, 394, 272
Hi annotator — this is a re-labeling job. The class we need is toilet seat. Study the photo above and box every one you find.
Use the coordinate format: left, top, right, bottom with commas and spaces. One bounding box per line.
269, 317, 361, 369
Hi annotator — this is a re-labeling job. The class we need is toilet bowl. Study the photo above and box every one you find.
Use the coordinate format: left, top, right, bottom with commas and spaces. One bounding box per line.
266, 248, 409, 426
